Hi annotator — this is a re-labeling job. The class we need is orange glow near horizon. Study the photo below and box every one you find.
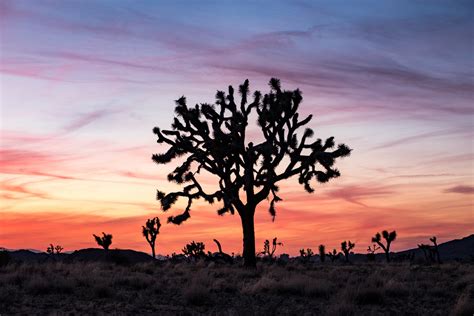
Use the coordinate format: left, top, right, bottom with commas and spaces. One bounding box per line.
1, 1, 473, 257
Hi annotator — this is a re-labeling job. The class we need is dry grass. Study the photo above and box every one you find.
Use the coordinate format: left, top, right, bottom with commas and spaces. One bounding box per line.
0, 261, 472, 315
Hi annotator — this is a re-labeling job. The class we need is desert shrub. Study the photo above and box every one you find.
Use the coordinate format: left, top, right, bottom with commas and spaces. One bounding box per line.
25, 276, 52, 295
353, 286, 384, 305
211, 277, 238, 293
384, 279, 409, 298
451, 286, 474, 316
93, 284, 113, 298
454, 273, 474, 291
244, 276, 278, 294
182, 241, 206, 259
325, 302, 356, 316
114, 275, 153, 290
183, 282, 211, 305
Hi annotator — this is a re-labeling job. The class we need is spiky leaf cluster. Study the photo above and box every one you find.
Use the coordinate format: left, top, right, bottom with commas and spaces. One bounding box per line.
153, 78, 351, 224
93, 232, 112, 250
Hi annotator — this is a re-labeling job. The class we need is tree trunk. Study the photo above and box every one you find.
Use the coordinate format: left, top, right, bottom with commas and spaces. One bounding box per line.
240, 209, 256, 268
151, 244, 156, 259
385, 251, 390, 263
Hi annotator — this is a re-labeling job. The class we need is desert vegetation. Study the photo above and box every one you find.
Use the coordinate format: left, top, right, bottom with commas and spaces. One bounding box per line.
142, 217, 161, 259
93, 233, 113, 250
0, 259, 472, 315
372, 230, 397, 263
152, 78, 351, 267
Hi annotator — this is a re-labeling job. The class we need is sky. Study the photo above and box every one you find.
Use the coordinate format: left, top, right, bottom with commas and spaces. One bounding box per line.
0, 0, 473, 256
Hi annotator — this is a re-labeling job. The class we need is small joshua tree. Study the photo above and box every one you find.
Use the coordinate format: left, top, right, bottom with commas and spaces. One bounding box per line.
46, 244, 63, 255
182, 241, 206, 259
372, 230, 396, 263
367, 244, 380, 262
260, 237, 283, 259
418, 236, 441, 264
319, 245, 326, 263
430, 236, 441, 264
93, 232, 113, 250
299, 248, 314, 262
152, 78, 351, 267
341, 240, 355, 263
327, 248, 340, 262
142, 217, 161, 258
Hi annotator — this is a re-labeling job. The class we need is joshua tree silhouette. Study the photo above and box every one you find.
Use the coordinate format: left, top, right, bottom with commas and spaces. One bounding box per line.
300, 248, 314, 262
182, 241, 206, 259
372, 230, 397, 262
93, 232, 112, 250
367, 244, 381, 262
318, 245, 326, 263
46, 244, 63, 255
152, 78, 351, 267
327, 248, 340, 262
142, 217, 161, 258
341, 240, 355, 263
259, 237, 283, 259
418, 236, 442, 264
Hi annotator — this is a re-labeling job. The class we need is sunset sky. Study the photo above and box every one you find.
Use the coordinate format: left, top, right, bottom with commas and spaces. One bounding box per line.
1, 1, 473, 256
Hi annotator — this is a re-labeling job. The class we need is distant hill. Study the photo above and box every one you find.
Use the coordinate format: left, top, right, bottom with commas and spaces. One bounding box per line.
4, 234, 473, 264
7, 248, 154, 264
397, 234, 474, 261
66, 248, 154, 264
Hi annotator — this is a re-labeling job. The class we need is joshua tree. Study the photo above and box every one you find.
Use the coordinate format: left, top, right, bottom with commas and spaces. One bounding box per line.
93, 232, 112, 250
46, 244, 63, 255
341, 240, 355, 263
142, 217, 161, 258
260, 237, 283, 259
152, 78, 351, 267
318, 244, 326, 263
367, 244, 380, 262
418, 236, 441, 264
182, 241, 205, 259
372, 230, 397, 262
327, 248, 340, 262
299, 248, 314, 262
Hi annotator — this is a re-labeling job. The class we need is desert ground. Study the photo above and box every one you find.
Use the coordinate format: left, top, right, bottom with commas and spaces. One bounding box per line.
1, 259, 473, 316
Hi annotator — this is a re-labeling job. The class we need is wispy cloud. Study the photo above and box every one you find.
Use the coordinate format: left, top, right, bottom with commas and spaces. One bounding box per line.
444, 185, 474, 194
325, 185, 395, 207
63, 108, 120, 132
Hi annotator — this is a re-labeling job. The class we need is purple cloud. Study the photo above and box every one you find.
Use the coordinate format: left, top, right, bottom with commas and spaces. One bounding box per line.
444, 185, 474, 194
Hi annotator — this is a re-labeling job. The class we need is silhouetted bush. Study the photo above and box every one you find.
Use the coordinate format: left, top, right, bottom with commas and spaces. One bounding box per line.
182, 241, 205, 259
93, 232, 112, 250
